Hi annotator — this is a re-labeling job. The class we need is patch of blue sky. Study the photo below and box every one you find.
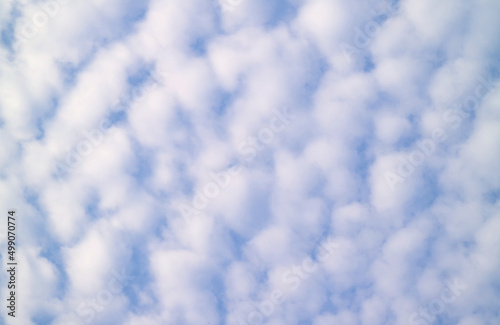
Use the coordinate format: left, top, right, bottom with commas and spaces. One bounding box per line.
153, 215, 169, 240
128, 140, 154, 183
173, 128, 204, 167
434, 313, 463, 325
300, 56, 330, 108
421, 49, 447, 70
318, 289, 364, 319
363, 54, 375, 72
211, 87, 239, 118
489, 64, 500, 78
123, 244, 156, 310
224, 227, 247, 260
406, 171, 441, 215
262, 0, 300, 30
307, 176, 330, 200
190, 36, 208, 56
31, 313, 54, 325
106, 109, 128, 128
1, 3, 25, 52
353, 153, 375, 203
127, 63, 158, 85
208, 272, 228, 321
484, 189, 500, 204
57, 59, 88, 88
35, 96, 60, 140
317, 301, 340, 318
84, 191, 102, 221
371, 91, 401, 110
239, 185, 273, 237
106, 0, 150, 41
1, 23, 15, 50
172, 168, 197, 201
389, 114, 421, 151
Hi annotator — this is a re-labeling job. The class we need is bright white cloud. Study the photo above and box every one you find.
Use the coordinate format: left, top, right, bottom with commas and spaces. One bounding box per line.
0, 0, 500, 324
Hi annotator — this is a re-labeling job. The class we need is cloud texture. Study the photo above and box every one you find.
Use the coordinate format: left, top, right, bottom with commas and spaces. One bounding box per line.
0, 0, 500, 324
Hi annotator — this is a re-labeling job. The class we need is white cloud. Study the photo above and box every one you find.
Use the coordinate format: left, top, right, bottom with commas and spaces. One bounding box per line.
1, 0, 500, 324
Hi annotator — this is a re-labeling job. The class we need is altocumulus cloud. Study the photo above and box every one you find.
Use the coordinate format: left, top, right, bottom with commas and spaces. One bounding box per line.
0, 0, 500, 324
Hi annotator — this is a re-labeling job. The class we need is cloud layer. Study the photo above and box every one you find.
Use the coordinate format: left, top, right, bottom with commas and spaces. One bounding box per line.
1, 0, 500, 324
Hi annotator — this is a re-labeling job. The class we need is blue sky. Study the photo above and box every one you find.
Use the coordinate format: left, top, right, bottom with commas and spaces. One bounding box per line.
0, 0, 500, 324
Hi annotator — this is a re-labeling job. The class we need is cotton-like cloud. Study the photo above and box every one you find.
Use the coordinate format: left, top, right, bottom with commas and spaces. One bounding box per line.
1, 0, 500, 324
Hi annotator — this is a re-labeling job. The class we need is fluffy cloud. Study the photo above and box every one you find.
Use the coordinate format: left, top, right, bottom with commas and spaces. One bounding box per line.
1, 0, 499, 324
